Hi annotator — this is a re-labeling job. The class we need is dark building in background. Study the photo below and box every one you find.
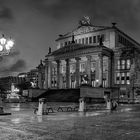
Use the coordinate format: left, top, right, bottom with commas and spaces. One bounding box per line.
0, 76, 26, 92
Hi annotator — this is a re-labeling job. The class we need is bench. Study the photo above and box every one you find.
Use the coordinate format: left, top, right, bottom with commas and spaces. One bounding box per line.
57, 105, 79, 112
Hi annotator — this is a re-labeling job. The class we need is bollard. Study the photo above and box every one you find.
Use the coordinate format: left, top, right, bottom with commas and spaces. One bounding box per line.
106, 99, 112, 110
37, 98, 46, 115
79, 98, 85, 112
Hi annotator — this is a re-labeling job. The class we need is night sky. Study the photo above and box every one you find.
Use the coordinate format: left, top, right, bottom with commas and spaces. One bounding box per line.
0, 0, 139, 77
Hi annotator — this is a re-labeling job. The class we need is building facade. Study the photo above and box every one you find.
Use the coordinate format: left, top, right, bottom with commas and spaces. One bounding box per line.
42, 17, 140, 101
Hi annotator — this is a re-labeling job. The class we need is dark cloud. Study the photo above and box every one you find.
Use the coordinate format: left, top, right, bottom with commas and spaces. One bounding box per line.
28, 0, 140, 30
8, 59, 26, 72
0, 7, 13, 20
0, 59, 27, 76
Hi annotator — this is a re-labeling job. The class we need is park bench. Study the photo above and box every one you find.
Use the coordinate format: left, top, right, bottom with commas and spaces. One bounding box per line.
57, 105, 79, 112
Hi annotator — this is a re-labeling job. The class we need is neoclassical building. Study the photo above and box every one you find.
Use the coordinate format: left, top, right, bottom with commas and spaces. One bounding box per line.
38, 17, 140, 101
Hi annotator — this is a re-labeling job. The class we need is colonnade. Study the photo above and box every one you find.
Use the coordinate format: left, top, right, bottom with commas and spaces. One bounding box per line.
44, 53, 112, 89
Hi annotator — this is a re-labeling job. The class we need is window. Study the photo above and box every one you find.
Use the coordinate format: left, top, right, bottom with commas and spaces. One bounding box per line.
116, 72, 120, 84
117, 60, 120, 70
97, 35, 100, 42
86, 37, 88, 44
75, 40, 77, 43
65, 42, 67, 46
79, 39, 81, 44
80, 63, 85, 72
121, 73, 125, 84
82, 38, 84, 44
89, 37, 92, 44
61, 66, 66, 73
93, 36, 96, 43
126, 59, 131, 69
121, 60, 125, 69
101, 34, 105, 41
126, 72, 130, 84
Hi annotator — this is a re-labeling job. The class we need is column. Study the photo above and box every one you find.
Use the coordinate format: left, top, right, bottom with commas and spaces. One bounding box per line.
56, 60, 60, 89
108, 56, 111, 87
86, 55, 91, 85
48, 61, 52, 88
75, 57, 80, 88
44, 59, 48, 89
66, 59, 70, 88
98, 53, 103, 87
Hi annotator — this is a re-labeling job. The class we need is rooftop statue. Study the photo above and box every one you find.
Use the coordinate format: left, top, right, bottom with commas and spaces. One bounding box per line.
79, 16, 91, 26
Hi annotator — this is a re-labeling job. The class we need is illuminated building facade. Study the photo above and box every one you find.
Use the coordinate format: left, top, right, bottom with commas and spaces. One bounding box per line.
42, 17, 140, 101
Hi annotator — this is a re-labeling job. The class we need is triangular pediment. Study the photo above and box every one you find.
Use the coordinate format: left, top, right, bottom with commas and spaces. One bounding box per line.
59, 25, 110, 40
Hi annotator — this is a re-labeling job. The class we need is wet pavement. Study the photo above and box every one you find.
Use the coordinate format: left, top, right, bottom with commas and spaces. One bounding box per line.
0, 103, 140, 140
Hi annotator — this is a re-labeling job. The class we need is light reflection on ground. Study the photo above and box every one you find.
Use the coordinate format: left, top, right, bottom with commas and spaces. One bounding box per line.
0, 103, 140, 140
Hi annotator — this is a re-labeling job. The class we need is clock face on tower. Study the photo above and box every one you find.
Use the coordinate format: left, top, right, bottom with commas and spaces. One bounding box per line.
79, 16, 91, 26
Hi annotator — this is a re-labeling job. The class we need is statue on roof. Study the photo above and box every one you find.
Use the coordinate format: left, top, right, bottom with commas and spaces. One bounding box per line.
79, 16, 91, 26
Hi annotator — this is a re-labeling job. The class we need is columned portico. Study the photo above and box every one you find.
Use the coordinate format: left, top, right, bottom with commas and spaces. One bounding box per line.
45, 43, 113, 90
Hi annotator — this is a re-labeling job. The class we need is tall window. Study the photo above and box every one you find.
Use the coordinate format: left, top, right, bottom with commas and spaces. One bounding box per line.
82, 38, 84, 44
117, 60, 120, 70
86, 37, 88, 44
101, 34, 105, 41
126, 72, 130, 84
116, 72, 120, 84
89, 37, 92, 44
117, 59, 131, 70
93, 36, 96, 43
126, 59, 131, 69
121, 60, 125, 69
121, 73, 125, 84
79, 39, 81, 44
97, 35, 100, 42
80, 63, 85, 72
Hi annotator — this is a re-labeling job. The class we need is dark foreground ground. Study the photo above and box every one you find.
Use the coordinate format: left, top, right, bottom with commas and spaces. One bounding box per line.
0, 103, 140, 140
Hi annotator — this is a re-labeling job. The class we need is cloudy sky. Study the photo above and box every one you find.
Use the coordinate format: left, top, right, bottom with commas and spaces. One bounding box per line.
0, 0, 139, 77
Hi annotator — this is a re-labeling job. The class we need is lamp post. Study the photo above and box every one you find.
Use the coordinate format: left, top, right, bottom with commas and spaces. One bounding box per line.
0, 34, 14, 56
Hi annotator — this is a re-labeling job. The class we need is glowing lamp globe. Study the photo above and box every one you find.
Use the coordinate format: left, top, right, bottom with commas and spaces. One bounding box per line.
0, 45, 3, 51
0, 34, 14, 56
0, 35, 6, 45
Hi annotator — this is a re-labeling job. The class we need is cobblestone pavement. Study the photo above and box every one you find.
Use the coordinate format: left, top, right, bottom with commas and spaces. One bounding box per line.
0, 104, 140, 140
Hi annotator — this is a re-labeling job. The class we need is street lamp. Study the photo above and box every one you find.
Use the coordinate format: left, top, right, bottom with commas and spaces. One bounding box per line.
0, 34, 14, 56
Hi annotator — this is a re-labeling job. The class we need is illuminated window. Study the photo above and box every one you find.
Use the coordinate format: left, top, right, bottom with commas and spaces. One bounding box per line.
126, 72, 130, 84
126, 59, 131, 69
117, 60, 120, 70
70, 64, 75, 73
61, 66, 66, 73
121, 60, 125, 69
80, 63, 85, 72
116, 72, 120, 84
